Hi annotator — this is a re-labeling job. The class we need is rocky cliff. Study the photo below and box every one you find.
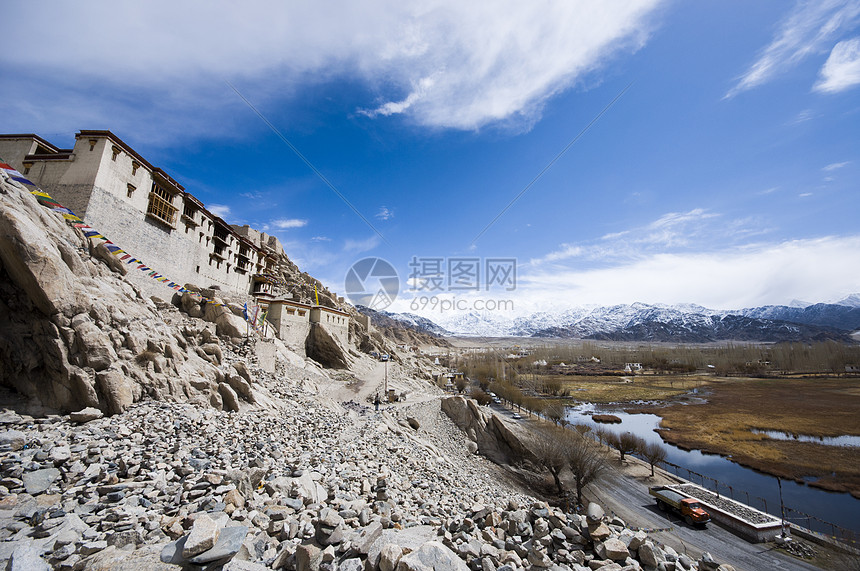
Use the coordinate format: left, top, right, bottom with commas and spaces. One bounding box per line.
0, 167, 746, 571
0, 168, 367, 416
441, 396, 536, 466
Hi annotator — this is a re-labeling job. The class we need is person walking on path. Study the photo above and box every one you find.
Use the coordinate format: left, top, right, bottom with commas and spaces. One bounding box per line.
374, 393, 380, 412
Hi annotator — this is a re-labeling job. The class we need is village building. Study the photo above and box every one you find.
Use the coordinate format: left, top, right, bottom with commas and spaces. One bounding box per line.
0, 130, 353, 345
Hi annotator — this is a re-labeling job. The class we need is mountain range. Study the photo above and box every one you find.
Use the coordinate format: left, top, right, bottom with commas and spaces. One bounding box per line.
378, 296, 860, 343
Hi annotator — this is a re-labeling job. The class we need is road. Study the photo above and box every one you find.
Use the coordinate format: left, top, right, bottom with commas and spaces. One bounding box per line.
487, 400, 820, 571
329, 377, 822, 570
594, 462, 821, 571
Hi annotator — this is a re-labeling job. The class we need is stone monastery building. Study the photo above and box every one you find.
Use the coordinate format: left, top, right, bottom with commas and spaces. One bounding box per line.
0, 130, 351, 348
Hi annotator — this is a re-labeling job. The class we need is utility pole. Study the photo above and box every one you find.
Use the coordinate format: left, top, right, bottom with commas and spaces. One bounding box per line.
384, 358, 388, 400
778, 477, 789, 538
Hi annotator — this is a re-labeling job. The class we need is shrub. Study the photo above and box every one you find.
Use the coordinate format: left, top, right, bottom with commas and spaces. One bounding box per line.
470, 387, 492, 406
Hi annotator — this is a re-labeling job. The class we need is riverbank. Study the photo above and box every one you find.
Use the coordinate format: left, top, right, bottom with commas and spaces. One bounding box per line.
632, 376, 860, 498
544, 373, 860, 498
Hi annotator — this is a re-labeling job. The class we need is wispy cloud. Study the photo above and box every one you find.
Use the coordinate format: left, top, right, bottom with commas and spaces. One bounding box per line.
726, 0, 860, 98
343, 235, 382, 253
0, 0, 664, 134
530, 208, 765, 268
823, 160, 851, 171
311, 236, 331, 242
787, 109, 816, 125
641, 208, 719, 247
375, 206, 394, 220
271, 218, 307, 229
529, 244, 584, 265
520, 235, 860, 310
814, 37, 860, 92
208, 204, 231, 218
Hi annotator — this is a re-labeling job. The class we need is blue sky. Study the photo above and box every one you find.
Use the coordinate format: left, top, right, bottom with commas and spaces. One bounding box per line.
2, 0, 859, 320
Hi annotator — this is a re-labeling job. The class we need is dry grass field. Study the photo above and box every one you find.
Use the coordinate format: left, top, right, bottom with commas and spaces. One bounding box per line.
551, 374, 713, 403
538, 373, 860, 496
632, 377, 860, 497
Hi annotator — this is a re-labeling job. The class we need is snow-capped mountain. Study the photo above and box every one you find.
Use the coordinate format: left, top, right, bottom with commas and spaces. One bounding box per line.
382, 296, 860, 342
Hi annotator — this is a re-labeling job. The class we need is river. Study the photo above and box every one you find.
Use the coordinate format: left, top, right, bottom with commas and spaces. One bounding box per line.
563, 404, 860, 537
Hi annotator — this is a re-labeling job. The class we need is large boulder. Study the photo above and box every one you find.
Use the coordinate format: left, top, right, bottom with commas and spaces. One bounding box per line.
92, 241, 128, 276
0, 180, 84, 317
96, 368, 134, 415
216, 312, 247, 339
441, 396, 536, 464
71, 314, 117, 371
305, 323, 347, 369
395, 541, 469, 571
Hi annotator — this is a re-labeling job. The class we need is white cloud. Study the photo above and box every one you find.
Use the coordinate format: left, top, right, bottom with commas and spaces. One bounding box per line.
799, 192, 814, 197
823, 160, 851, 171
726, 0, 860, 98
529, 208, 767, 271
0, 0, 663, 134
311, 236, 331, 242
641, 208, 719, 247
343, 235, 381, 253
529, 244, 584, 265
815, 37, 860, 92
518, 235, 860, 310
208, 204, 231, 218
375, 206, 394, 220
271, 218, 307, 229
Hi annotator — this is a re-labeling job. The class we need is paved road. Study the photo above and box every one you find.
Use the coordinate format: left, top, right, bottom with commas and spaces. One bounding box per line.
594, 463, 820, 571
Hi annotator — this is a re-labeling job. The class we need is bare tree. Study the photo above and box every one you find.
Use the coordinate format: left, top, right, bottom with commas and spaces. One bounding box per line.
532, 427, 570, 495
572, 424, 592, 437
610, 432, 644, 462
470, 387, 491, 406
544, 403, 565, 426
567, 436, 607, 507
592, 425, 609, 446
641, 441, 667, 477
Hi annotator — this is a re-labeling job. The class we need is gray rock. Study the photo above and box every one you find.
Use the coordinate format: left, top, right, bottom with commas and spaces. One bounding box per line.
8, 543, 50, 570
353, 521, 383, 554
106, 529, 145, 548
72, 316, 117, 371
602, 538, 629, 561
396, 541, 469, 571
22, 467, 60, 495
79, 540, 108, 556
189, 525, 248, 564
219, 382, 240, 412
95, 368, 133, 414
49, 445, 71, 466
183, 513, 221, 558
638, 541, 666, 568
527, 547, 552, 568
223, 561, 271, 571
0, 430, 27, 451
296, 543, 323, 571
587, 522, 611, 542
69, 407, 104, 423
699, 552, 720, 571
586, 502, 604, 523
380, 543, 404, 571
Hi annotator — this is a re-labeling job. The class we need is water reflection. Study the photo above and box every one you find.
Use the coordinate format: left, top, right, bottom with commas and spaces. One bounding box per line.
564, 404, 860, 535
750, 429, 860, 448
